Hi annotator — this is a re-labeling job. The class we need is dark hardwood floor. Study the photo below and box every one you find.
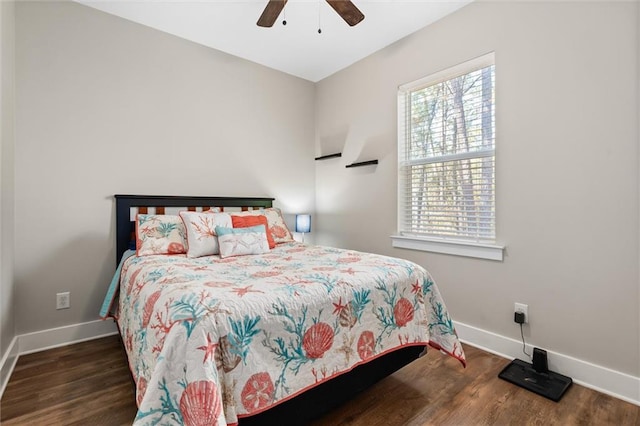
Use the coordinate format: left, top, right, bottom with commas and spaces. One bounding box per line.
1, 335, 638, 425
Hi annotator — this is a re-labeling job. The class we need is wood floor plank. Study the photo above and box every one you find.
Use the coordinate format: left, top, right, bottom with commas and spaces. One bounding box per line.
1, 335, 638, 425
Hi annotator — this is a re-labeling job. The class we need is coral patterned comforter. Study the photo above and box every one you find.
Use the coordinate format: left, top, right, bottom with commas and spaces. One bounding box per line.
107, 242, 465, 426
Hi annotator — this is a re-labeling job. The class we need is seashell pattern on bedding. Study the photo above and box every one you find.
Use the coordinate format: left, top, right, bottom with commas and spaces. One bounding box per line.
106, 242, 465, 425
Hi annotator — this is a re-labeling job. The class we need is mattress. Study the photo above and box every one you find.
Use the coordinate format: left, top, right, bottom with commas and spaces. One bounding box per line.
102, 242, 465, 425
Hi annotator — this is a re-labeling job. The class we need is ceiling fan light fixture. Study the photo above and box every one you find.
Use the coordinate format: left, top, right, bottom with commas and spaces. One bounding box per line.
257, 0, 364, 28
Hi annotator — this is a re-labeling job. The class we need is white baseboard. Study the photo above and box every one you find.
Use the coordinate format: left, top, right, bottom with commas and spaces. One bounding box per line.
454, 321, 640, 406
18, 319, 118, 355
0, 336, 19, 397
0, 319, 118, 400
2, 318, 638, 407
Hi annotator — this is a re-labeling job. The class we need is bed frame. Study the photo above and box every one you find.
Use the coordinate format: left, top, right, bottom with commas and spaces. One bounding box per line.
114, 194, 425, 425
115, 194, 276, 264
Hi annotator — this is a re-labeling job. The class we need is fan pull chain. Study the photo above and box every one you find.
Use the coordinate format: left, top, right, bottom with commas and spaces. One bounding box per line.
282, 7, 287, 26
317, 0, 322, 33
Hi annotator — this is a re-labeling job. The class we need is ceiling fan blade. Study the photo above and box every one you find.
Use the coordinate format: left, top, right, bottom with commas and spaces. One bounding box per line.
326, 0, 365, 26
257, 0, 288, 28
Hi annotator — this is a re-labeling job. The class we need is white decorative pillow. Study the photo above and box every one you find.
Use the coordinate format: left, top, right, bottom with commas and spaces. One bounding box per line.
136, 214, 187, 256
179, 211, 231, 258
215, 225, 270, 259
231, 208, 294, 244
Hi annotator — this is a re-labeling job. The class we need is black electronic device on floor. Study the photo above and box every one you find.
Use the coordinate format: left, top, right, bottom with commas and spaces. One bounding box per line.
498, 348, 572, 402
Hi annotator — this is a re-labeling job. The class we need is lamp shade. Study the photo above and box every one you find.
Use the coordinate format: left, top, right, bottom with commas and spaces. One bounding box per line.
295, 214, 311, 234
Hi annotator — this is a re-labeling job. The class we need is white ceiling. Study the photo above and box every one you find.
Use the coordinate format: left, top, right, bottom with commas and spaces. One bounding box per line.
78, 0, 472, 82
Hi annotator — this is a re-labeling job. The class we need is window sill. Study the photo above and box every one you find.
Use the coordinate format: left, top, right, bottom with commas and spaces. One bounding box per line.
390, 235, 504, 261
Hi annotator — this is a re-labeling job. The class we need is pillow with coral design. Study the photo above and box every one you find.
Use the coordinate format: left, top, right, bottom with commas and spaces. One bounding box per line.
180, 211, 231, 258
231, 208, 293, 244
136, 214, 187, 256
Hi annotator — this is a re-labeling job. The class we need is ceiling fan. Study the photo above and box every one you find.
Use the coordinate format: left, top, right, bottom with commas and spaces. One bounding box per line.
257, 0, 365, 28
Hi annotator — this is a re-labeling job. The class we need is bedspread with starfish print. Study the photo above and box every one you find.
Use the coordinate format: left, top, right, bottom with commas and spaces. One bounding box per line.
107, 242, 465, 426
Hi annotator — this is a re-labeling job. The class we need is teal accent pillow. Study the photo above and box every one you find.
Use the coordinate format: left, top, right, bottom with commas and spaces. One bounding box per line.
215, 225, 270, 258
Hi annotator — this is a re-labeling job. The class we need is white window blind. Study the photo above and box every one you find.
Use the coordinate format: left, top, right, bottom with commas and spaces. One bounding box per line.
398, 53, 496, 243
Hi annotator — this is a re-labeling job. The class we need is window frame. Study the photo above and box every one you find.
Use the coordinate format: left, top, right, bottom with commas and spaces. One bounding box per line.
391, 53, 504, 261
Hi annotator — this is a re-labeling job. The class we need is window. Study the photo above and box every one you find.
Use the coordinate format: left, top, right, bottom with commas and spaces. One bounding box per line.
393, 53, 503, 260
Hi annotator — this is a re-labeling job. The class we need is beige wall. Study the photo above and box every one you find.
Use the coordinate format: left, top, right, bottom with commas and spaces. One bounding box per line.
637, 0, 640, 375
1, 0, 16, 365
14, 1, 316, 334
315, 1, 639, 376
9, 0, 640, 385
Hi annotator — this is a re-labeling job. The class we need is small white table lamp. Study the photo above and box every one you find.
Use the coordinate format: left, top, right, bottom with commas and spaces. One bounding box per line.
295, 214, 311, 243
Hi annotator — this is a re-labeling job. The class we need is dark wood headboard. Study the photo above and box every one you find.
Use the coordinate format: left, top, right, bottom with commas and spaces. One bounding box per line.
115, 194, 275, 266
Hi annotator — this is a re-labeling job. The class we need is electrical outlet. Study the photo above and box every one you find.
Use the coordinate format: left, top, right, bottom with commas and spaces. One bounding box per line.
56, 292, 70, 310
514, 302, 528, 323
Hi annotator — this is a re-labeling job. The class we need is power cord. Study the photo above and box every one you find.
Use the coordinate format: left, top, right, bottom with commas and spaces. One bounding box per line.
519, 323, 531, 359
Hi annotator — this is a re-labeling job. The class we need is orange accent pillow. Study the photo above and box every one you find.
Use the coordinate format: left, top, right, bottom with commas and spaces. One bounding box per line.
231, 215, 275, 249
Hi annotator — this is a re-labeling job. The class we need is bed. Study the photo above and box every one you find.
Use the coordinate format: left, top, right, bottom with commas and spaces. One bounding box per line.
101, 194, 465, 426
